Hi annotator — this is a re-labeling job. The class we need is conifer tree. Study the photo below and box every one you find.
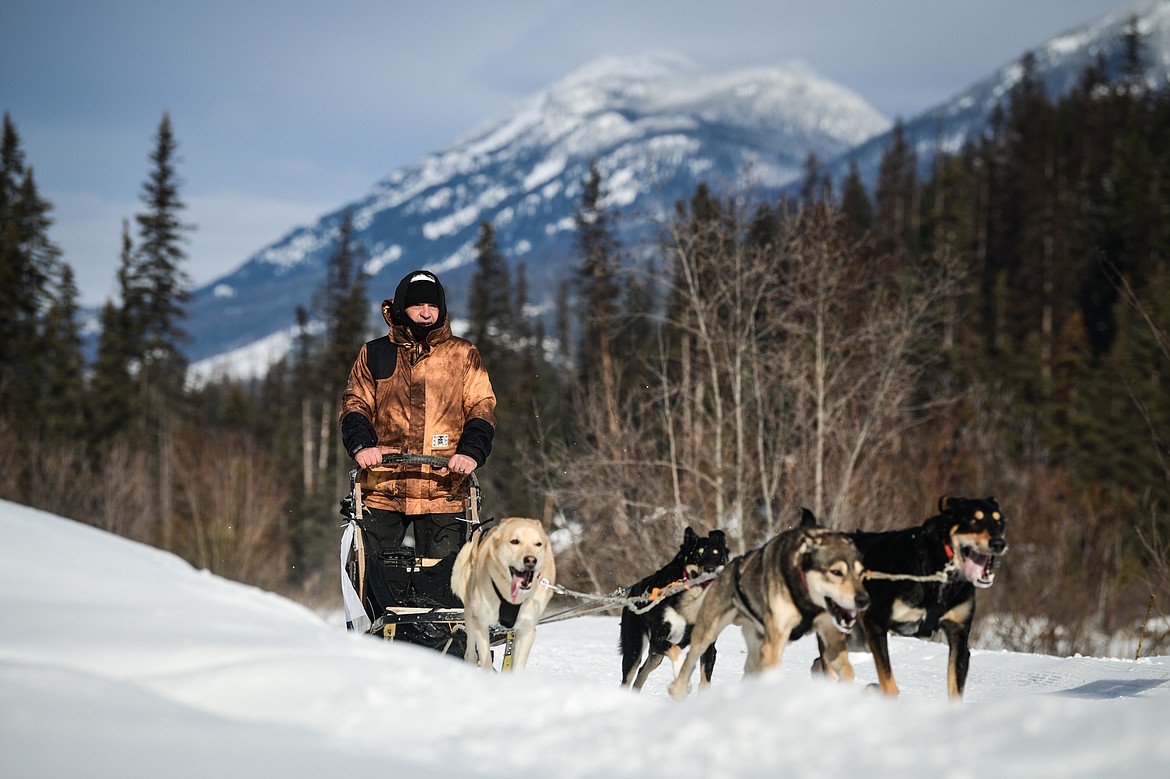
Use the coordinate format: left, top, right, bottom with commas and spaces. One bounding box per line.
573, 158, 624, 445
0, 114, 63, 427
1080, 265, 1170, 515
41, 264, 87, 442
799, 152, 832, 205
467, 219, 513, 367
513, 260, 532, 345
129, 113, 192, 549
123, 113, 193, 551
310, 209, 367, 491
839, 159, 873, 242
132, 112, 192, 394
0, 114, 34, 418
554, 277, 574, 381
1120, 14, 1146, 91
315, 209, 368, 400
285, 211, 369, 572
89, 223, 138, 443
292, 305, 317, 496
872, 119, 919, 275
746, 201, 781, 250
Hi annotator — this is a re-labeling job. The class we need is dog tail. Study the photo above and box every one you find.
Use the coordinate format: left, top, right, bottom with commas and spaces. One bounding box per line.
450, 529, 479, 605
618, 607, 646, 683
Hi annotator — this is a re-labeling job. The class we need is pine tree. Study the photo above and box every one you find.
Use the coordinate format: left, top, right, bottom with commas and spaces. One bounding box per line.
89, 223, 138, 443
467, 219, 513, 367
746, 201, 781, 250
554, 277, 574, 379
283, 212, 369, 575
839, 159, 873, 242
292, 305, 317, 496
1081, 265, 1170, 515
1120, 14, 1146, 92
41, 264, 87, 442
0, 114, 35, 419
0, 113, 63, 427
872, 119, 919, 276
124, 113, 193, 551
312, 209, 367, 486
315, 209, 368, 398
133, 112, 192, 394
573, 158, 623, 438
799, 151, 832, 205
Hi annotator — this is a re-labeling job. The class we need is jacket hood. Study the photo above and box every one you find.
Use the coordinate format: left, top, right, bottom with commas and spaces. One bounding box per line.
384, 269, 448, 341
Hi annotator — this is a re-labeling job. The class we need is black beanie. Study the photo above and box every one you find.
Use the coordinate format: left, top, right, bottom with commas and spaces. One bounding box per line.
402, 274, 441, 308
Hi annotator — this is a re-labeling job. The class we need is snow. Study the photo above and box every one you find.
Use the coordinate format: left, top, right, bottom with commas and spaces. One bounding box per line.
187, 322, 319, 387
2, 498, 1168, 779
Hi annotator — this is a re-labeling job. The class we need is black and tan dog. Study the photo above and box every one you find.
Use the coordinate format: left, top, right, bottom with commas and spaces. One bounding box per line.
668, 521, 869, 700
619, 527, 729, 690
815, 496, 1008, 699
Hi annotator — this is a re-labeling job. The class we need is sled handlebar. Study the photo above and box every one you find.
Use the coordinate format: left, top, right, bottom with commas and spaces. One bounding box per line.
341, 453, 481, 522
374, 452, 480, 493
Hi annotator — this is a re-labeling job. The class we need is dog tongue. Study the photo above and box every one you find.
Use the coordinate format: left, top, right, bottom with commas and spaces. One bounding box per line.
511, 574, 523, 602
962, 556, 993, 587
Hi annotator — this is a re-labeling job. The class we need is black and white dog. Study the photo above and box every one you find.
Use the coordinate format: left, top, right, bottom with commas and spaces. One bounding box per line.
619, 527, 729, 690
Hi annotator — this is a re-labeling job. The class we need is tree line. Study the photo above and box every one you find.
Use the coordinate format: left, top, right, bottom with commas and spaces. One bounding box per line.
1, 32, 1167, 654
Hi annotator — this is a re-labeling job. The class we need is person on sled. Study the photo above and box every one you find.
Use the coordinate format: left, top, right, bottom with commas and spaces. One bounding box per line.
339, 269, 496, 621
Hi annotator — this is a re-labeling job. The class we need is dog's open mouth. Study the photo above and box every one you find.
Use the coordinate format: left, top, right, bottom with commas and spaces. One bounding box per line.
825, 597, 859, 633
510, 566, 535, 601
960, 548, 997, 588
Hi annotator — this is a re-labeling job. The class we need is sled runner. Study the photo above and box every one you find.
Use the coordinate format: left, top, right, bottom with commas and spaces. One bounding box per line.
340, 453, 514, 664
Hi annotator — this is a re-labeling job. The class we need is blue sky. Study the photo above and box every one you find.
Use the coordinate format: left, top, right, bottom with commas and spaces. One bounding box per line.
0, 0, 1138, 305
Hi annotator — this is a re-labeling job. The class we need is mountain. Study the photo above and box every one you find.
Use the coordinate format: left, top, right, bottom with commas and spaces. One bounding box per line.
186, 53, 890, 378
818, 0, 1170, 190
188, 1, 1170, 381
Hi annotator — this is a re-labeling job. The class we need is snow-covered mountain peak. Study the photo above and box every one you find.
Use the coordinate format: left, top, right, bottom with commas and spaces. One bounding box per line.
187, 52, 891, 370
821, 0, 1170, 191
553, 51, 700, 87
523, 53, 890, 147
185, 0, 1169, 378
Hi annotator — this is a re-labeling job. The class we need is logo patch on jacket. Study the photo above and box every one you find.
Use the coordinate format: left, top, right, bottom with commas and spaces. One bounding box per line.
432, 434, 449, 447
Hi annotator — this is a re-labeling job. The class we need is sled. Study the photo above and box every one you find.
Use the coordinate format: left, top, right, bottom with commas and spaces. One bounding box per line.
340, 453, 515, 666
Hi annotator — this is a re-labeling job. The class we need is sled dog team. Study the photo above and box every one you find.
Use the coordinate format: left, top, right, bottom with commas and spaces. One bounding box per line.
449, 496, 1008, 701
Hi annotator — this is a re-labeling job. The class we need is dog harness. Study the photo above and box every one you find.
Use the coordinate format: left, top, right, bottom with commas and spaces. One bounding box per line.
471, 521, 523, 628
729, 548, 817, 640
490, 582, 521, 628
730, 556, 767, 633
863, 541, 958, 583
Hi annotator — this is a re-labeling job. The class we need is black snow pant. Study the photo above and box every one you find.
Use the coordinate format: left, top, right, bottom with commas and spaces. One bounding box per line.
357, 508, 466, 616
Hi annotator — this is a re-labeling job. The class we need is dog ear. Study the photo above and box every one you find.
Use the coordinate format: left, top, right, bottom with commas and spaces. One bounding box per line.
684, 526, 698, 544
938, 496, 954, 513
800, 507, 818, 527
708, 529, 726, 543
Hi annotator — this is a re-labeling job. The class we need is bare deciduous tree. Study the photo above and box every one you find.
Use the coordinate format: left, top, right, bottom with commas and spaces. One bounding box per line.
172, 427, 293, 590
538, 192, 965, 582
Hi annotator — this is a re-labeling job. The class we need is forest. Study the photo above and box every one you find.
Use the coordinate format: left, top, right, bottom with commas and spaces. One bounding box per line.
1, 40, 1167, 658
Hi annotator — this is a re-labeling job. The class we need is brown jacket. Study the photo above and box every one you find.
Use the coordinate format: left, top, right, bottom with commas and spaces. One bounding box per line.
339, 299, 496, 514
